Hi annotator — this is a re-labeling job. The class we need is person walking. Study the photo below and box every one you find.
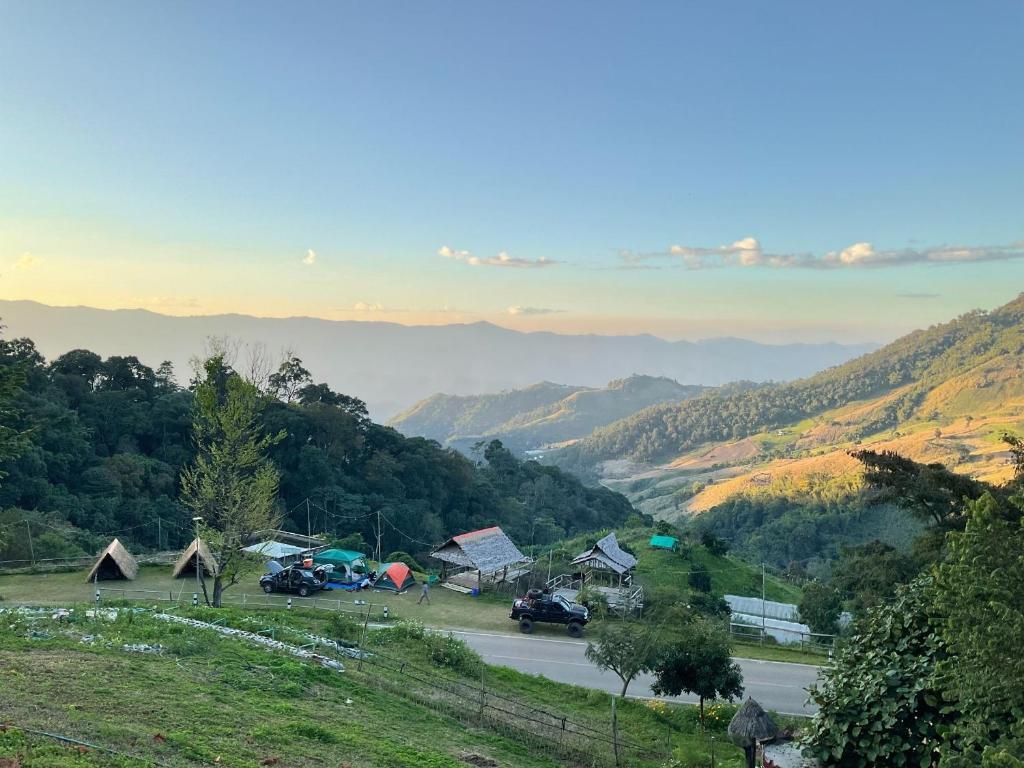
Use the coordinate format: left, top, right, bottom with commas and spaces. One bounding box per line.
417, 580, 431, 605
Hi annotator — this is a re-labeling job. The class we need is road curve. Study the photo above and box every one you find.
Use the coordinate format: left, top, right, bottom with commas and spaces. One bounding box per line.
446, 628, 822, 716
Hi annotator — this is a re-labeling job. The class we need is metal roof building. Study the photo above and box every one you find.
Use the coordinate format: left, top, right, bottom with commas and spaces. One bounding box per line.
571, 532, 637, 575
431, 526, 529, 575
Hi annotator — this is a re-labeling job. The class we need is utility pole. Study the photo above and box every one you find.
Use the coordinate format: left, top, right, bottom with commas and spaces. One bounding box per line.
306, 498, 312, 542
25, 520, 35, 567
547, 548, 553, 583
193, 516, 203, 606
157, 517, 162, 551
375, 510, 383, 565
761, 562, 766, 646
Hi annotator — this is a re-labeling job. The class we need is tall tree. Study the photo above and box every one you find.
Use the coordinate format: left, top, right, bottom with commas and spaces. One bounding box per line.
584, 619, 661, 697
650, 618, 743, 722
180, 356, 284, 607
933, 492, 1024, 765
0, 326, 29, 480
798, 581, 842, 635
268, 356, 312, 403
850, 449, 991, 527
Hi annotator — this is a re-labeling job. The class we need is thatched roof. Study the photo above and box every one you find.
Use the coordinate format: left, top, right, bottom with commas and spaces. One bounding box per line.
430, 526, 530, 575
171, 537, 219, 578
727, 698, 778, 748
571, 532, 637, 575
85, 538, 138, 582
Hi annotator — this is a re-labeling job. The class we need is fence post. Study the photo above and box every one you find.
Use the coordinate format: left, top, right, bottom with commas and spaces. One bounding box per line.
611, 696, 621, 768
287, 598, 292, 610
358, 604, 371, 670
192, 593, 198, 607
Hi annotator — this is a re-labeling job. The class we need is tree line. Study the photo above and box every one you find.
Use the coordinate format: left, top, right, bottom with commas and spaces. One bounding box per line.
0, 328, 635, 566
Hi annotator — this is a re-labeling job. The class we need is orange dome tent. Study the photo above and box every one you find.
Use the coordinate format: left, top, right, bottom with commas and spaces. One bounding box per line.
374, 562, 416, 593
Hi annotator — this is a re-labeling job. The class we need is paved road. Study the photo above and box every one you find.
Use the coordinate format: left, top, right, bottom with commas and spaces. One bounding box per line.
448, 629, 821, 716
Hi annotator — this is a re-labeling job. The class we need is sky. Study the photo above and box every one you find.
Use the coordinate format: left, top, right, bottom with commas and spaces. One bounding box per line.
1, 1, 1022, 343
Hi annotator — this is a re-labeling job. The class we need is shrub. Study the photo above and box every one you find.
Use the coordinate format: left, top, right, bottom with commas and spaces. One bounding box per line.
423, 633, 481, 674
384, 550, 423, 572
687, 563, 712, 593
804, 577, 948, 766
372, 619, 426, 646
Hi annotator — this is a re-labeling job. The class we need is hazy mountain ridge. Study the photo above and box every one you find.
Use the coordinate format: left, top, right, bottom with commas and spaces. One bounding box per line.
390, 375, 707, 452
0, 300, 877, 419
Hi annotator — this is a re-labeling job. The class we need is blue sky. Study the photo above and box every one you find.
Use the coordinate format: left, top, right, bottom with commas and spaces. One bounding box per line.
1, 1, 1022, 342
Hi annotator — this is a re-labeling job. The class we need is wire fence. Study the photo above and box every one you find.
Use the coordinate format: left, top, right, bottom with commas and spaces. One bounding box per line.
347, 640, 667, 767
729, 621, 834, 653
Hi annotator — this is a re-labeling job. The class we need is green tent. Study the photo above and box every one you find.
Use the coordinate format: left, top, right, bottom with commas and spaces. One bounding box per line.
649, 535, 679, 551
313, 549, 369, 583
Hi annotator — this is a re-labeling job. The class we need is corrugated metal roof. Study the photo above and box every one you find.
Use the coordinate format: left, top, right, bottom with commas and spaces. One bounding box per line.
243, 541, 307, 559
571, 532, 637, 574
430, 526, 529, 574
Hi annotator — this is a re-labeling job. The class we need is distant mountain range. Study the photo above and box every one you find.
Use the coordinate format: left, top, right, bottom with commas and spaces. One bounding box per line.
389, 375, 709, 453
0, 300, 877, 419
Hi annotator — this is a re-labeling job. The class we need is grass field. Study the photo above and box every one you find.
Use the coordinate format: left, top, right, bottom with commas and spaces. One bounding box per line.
0, 603, 781, 767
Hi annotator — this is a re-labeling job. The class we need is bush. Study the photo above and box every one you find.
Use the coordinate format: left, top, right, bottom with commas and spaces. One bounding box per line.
331, 532, 368, 553
327, 611, 361, 641
372, 619, 426, 646
804, 577, 948, 766
384, 550, 423, 572
687, 563, 712, 593
699, 531, 728, 556
423, 632, 481, 674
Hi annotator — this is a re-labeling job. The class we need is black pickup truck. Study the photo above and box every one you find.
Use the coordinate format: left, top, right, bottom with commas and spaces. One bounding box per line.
510, 589, 590, 637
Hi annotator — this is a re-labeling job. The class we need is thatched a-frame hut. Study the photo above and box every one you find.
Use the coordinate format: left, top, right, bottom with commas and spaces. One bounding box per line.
727, 698, 779, 768
171, 538, 219, 578
85, 538, 138, 582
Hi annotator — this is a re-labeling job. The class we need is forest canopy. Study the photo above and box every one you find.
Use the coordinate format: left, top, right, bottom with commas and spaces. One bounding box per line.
0, 331, 635, 564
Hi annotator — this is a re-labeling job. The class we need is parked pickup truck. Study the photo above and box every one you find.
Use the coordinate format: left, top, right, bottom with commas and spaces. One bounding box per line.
510, 588, 590, 637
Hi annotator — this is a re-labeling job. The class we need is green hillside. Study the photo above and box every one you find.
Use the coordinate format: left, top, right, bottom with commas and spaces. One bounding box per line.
390, 375, 706, 453
388, 381, 586, 443
553, 294, 1024, 474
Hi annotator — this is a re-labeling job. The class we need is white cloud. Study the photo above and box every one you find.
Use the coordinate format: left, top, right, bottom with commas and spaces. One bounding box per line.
352, 301, 384, 312
14, 252, 40, 271
438, 245, 558, 269
506, 306, 563, 316
302, 249, 317, 266
632, 238, 1024, 270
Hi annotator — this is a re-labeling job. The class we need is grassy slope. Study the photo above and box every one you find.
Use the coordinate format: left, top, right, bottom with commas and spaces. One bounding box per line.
600, 352, 1024, 523
0, 605, 766, 767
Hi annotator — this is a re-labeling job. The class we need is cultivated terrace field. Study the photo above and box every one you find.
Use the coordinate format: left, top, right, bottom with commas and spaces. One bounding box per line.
0, 604, 777, 768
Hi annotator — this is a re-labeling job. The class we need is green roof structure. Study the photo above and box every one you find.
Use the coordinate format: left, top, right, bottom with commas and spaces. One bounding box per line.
649, 535, 679, 551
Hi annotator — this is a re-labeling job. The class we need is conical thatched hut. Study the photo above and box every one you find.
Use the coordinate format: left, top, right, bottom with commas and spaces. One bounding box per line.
727, 697, 779, 768
171, 538, 219, 578
85, 538, 138, 582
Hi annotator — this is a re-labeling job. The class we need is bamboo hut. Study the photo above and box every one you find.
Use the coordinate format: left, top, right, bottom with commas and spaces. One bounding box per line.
727, 697, 779, 768
171, 538, 219, 578
430, 526, 530, 592
85, 538, 138, 582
